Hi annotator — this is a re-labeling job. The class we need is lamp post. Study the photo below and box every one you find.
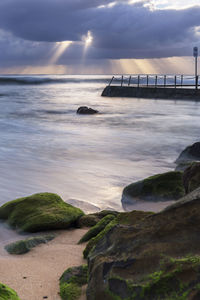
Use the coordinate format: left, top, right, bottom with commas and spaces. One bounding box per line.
193, 46, 198, 89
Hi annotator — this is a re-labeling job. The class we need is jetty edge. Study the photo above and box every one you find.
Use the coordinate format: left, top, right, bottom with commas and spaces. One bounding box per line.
102, 74, 200, 100
102, 85, 200, 100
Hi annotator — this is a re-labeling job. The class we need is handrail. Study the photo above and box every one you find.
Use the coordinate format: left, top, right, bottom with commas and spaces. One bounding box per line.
108, 75, 199, 89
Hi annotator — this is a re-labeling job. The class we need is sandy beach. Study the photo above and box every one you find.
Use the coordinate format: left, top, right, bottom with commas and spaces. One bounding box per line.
0, 228, 88, 300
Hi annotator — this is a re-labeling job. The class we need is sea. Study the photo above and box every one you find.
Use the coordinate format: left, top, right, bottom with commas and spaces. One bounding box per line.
0, 74, 200, 217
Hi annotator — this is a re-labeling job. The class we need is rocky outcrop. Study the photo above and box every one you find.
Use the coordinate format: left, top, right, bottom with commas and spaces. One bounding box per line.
83, 210, 153, 259
183, 162, 200, 194
176, 142, 200, 165
77, 106, 98, 115
78, 214, 116, 243
5, 234, 56, 254
0, 282, 21, 300
59, 265, 88, 300
77, 210, 119, 228
0, 193, 84, 232
87, 188, 200, 299
122, 171, 184, 210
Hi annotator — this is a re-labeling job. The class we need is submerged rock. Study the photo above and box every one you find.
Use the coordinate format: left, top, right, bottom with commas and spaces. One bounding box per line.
0, 282, 21, 300
183, 162, 200, 194
59, 265, 88, 300
176, 142, 200, 164
5, 234, 56, 255
0, 193, 84, 232
122, 171, 184, 210
87, 188, 200, 299
77, 106, 98, 115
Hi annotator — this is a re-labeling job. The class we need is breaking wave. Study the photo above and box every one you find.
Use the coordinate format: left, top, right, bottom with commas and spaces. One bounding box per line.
0, 76, 109, 85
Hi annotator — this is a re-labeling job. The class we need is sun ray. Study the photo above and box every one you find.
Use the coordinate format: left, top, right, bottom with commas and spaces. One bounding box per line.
49, 41, 72, 65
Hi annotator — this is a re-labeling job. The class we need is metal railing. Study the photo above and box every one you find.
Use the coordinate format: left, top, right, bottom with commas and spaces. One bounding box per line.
109, 75, 200, 89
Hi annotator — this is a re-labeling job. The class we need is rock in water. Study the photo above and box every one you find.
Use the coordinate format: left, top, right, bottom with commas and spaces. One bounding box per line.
0, 282, 21, 300
0, 193, 84, 232
176, 142, 200, 164
122, 171, 185, 210
87, 188, 200, 299
77, 106, 98, 115
183, 162, 200, 194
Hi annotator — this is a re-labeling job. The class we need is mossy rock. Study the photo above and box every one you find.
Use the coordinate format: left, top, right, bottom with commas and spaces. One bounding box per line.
83, 210, 153, 259
106, 255, 200, 300
183, 162, 200, 194
0, 193, 84, 232
59, 265, 88, 300
0, 282, 21, 300
176, 142, 200, 164
83, 219, 117, 259
86, 188, 200, 299
60, 265, 88, 286
79, 214, 116, 244
5, 234, 56, 255
77, 210, 119, 228
60, 282, 81, 300
122, 171, 185, 209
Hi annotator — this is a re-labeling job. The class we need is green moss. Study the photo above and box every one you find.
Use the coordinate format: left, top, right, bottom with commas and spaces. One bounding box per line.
60, 265, 88, 286
0, 193, 84, 232
60, 283, 81, 300
79, 214, 116, 244
0, 283, 21, 300
104, 255, 200, 300
116, 211, 154, 226
123, 171, 185, 202
5, 234, 56, 254
83, 219, 117, 258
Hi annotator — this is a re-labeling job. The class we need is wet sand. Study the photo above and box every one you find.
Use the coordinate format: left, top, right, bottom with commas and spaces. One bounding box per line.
0, 228, 88, 300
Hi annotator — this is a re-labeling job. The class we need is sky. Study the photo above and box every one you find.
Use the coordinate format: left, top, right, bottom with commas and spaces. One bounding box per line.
0, 0, 200, 74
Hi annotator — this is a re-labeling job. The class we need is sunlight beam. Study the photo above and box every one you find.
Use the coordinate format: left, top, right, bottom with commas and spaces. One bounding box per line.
49, 41, 72, 65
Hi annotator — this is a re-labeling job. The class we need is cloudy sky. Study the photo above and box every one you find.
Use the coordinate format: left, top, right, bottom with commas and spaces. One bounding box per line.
0, 0, 200, 74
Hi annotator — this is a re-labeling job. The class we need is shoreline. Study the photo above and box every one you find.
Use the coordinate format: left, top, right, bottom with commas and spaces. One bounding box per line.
0, 229, 88, 300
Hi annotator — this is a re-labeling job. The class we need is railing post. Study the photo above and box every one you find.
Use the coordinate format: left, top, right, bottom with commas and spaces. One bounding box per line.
196, 75, 198, 90
181, 75, 183, 87
164, 75, 166, 87
137, 75, 140, 88
175, 75, 177, 89
128, 76, 131, 86
147, 75, 149, 87
121, 75, 123, 87
109, 76, 114, 86
155, 75, 157, 87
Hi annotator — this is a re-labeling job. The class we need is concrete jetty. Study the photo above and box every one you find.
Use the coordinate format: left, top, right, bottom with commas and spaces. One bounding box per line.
102, 75, 200, 100
102, 85, 200, 100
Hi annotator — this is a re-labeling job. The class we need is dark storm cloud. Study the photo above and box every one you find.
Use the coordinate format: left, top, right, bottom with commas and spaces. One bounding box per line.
0, 0, 200, 66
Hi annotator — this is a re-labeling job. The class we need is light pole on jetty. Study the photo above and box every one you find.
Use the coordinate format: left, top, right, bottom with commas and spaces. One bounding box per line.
193, 46, 198, 89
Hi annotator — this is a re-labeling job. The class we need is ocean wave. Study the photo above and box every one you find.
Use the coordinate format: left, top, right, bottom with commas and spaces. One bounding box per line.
0, 76, 109, 85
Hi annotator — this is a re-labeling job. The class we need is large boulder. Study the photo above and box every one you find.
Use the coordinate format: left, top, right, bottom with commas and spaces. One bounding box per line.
176, 142, 200, 165
183, 162, 200, 194
122, 171, 185, 210
87, 188, 200, 299
0, 282, 21, 300
83, 210, 153, 259
77, 106, 98, 115
0, 193, 84, 232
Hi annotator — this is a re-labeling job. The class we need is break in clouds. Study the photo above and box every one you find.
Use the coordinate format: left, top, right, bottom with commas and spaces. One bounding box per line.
0, 0, 200, 67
